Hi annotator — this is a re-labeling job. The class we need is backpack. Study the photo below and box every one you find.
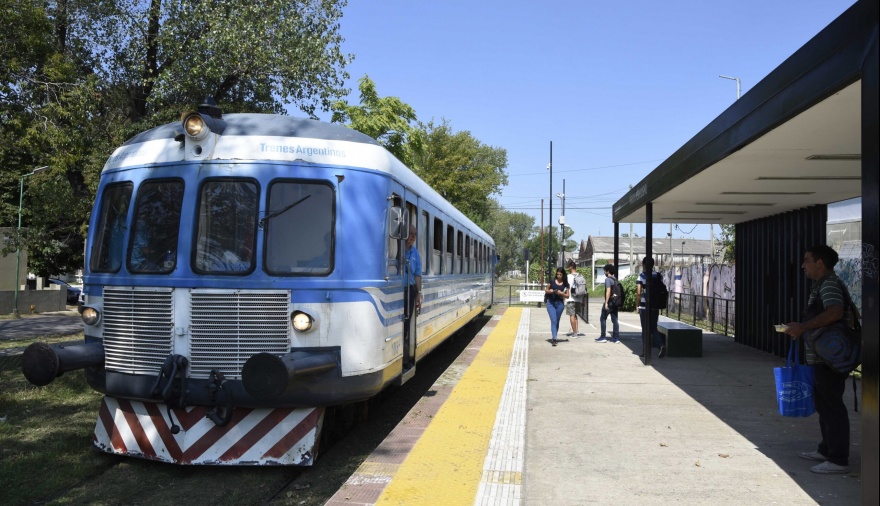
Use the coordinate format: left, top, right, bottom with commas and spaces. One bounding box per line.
609, 279, 625, 309
572, 273, 587, 297
648, 272, 668, 310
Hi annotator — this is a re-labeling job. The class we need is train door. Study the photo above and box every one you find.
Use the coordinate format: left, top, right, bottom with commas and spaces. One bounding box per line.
387, 190, 416, 383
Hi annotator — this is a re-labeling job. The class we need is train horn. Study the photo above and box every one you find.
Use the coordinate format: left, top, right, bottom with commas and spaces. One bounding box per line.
241, 351, 337, 401
21, 341, 105, 386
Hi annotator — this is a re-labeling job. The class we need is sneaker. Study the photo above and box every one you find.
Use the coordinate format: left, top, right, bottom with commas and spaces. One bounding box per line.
810, 461, 849, 474
576, 332, 585, 337
570, 332, 581, 339
658, 346, 667, 358
552, 339, 558, 347
609, 338, 620, 344
799, 450, 826, 462
595, 337, 608, 343
565, 332, 575, 337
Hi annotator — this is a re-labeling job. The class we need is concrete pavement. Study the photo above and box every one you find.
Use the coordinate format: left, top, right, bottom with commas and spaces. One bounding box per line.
525, 299, 861, 504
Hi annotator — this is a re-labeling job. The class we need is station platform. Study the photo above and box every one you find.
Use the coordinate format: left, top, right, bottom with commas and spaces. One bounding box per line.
327, 300, 862, 505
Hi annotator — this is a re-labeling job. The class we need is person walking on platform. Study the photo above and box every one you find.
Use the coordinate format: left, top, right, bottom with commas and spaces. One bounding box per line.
784, 244, 853, 474
565, 261, 585, 338
636, 256, 666, 358
544, 267, 569, 347
598, 263, 620, 343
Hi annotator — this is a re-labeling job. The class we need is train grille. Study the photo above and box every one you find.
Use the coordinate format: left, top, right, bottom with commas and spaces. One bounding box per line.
102, 288, 174, 375
189, 290, 291, 379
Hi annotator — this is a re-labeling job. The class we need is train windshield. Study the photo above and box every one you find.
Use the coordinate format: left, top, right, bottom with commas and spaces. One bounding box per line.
264, 180, 334, 275
90, 183, 133, 273
128, 179, 185, 273
194, 180, 258, 274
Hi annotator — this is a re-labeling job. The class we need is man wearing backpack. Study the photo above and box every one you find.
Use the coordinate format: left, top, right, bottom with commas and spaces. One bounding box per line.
636, 256, 666, 358
597, 263, 620, 343
565, 261, 586, 338
784, 244, 854, 474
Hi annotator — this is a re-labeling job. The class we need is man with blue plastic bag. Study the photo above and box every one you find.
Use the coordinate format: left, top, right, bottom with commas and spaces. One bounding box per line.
785, 245, 854, 475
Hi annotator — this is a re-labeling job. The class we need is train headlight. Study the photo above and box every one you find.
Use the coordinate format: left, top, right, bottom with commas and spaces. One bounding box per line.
292, 311, 313, 332
181, 113, 208, 140
81, 307, 101, 326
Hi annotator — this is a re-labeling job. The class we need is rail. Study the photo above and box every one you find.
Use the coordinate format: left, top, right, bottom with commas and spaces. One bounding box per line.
503, 284, 590, 323
662, 292, 735, 337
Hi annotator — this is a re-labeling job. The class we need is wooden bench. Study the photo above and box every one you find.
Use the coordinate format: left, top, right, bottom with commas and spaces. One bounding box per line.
658, 321, 703, 357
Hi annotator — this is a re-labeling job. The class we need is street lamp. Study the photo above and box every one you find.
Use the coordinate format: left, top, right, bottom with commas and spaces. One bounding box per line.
719, 75, 741, 100
681, 240, 686, 265
13, 166, 49, 317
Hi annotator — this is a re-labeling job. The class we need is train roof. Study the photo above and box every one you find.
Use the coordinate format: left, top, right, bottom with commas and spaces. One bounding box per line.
106, 113, 492, 244
124, 113, 381, 147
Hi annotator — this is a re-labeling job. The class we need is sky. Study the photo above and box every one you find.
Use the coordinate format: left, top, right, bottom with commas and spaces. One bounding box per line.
291, 0, 857, 246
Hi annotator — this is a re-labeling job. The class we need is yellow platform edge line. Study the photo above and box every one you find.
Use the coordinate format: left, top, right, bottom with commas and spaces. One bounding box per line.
377, 307, 523, 506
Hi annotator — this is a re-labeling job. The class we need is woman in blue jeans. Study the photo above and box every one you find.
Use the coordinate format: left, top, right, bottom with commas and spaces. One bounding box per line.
545, 267, 570, 346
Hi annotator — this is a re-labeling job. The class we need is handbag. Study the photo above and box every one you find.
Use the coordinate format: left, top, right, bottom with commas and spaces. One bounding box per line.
774, 344, 815, 417
803, 278, 862, 375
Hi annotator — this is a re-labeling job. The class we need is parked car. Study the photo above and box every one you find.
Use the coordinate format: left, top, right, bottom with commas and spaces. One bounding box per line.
48, 278, 83, 306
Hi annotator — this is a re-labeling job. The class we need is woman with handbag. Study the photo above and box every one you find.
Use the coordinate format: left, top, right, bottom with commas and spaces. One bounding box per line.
784, 244, 855, 475
544, 267, 569, 347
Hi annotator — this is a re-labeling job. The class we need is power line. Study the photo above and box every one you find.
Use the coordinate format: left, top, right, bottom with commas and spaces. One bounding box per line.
509, 159, 661, 177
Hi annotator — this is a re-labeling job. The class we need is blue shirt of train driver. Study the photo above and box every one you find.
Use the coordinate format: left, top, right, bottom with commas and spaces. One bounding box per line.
405, 243, 421, 286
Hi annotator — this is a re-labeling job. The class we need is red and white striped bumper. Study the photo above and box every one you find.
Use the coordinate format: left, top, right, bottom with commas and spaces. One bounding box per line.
92, 396, 324, 465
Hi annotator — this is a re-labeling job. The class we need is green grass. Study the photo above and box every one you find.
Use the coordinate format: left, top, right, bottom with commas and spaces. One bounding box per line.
0, 354, 108, 506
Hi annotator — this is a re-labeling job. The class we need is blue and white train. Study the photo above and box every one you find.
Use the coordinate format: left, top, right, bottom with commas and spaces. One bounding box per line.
22, 101, 496, 465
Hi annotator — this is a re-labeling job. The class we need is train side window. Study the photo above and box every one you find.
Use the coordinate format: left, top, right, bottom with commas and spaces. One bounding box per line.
456, 230, 463, 274
193, 179, 258, 274
445, 225, 454, 275
420, 211, 429, 275
464, 234, 470, 274
265, 180, 335, 275
128, 179, 184, 274
90, 183, 133, 273
433, 217, 443, 275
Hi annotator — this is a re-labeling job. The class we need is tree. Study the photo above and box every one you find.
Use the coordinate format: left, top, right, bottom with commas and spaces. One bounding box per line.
331, 75, 424, 167
413, 119, 508, 225
481, 199, 534, 274
2, 0, 353, 277
720, 224, 735, 263
81, 0, 351, 120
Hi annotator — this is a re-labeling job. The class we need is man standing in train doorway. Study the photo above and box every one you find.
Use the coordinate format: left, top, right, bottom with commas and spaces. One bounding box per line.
404, 224, 422, 370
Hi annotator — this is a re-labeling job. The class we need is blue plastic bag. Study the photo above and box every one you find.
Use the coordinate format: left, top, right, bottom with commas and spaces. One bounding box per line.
774, 344, 815, 417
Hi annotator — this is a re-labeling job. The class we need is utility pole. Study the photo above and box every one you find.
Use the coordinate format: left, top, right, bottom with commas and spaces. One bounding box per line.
540, 199, 544, 284
710, 223, 716, 264
670, 223, 674, 267
558, 179, 565, 269
547, 141, 553, 281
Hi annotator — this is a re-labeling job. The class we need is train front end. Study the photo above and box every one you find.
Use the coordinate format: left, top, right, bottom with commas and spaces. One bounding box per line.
21, 105, 392, 465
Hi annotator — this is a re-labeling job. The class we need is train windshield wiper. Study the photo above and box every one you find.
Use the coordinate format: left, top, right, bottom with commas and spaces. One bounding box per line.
259, 195, 311, 228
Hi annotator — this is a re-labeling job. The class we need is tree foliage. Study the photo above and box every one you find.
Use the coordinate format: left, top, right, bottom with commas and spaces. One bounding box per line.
413, 119, 508, 225
481, 199, 534, 274
82, 0, 351, 119
1, 0, 352, 277
331, 76, 510, 228
720, 224, 735, 263
331, 75, 424, 167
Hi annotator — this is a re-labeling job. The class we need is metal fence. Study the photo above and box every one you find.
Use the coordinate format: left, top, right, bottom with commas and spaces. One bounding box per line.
502, 285, 590, 323
663, 292, 736, 337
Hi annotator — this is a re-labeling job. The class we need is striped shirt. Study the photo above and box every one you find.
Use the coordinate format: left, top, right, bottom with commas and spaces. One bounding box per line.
804, 272, 852, 365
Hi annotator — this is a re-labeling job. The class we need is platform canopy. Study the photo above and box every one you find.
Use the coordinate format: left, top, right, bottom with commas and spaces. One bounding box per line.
612, 0, 874, 225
